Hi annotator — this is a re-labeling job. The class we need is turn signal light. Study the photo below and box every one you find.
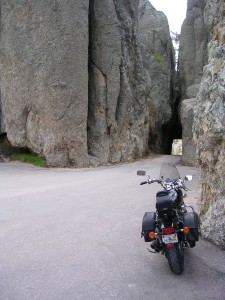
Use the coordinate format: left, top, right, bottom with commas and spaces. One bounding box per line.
149, 232, 156, 240
183, 227, 190, 235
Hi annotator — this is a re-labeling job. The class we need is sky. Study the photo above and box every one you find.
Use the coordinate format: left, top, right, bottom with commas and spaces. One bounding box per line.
149, 0, 187, 33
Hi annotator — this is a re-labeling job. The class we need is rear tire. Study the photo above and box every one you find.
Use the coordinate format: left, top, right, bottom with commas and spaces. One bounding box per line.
166, 242, 184, 275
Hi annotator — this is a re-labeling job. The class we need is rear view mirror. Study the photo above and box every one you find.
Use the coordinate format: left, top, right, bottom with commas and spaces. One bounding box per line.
137, 170, 146, 176
185, 175, 192, 181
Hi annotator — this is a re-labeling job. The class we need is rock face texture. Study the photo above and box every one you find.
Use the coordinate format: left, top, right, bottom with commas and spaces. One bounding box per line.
88, 0, 150, 165
181, 98, 198, 166
138, 0, 176, 153
193, 0, 225, 247
0, 100, 2, 134
178, 0, 208, 100
179, 0, 208, 166
0, 0, 176, 166
1, 0, 90, 167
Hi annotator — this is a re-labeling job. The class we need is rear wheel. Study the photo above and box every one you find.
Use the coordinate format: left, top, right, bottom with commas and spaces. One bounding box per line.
166, 242, 184, 275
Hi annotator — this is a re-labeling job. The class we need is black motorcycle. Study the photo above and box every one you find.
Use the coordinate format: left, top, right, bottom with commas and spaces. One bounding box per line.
137, 163, 200, 275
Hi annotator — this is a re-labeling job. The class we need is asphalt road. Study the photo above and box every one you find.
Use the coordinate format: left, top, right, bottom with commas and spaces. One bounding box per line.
0, 155, 225, 300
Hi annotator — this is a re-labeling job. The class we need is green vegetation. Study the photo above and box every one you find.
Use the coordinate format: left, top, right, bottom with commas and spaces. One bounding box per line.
0, 134, 48, 168
11, 153, 48, 167
154, 54, 165, 66
0, 138, 48, 167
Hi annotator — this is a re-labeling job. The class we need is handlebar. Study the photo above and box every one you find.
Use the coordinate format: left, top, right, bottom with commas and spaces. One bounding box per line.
140, 178, 189, 191
140, 181, 148, 185
140, 179, 161, 185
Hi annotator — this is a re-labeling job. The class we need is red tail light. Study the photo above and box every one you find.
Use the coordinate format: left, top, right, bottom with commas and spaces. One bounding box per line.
166, 243, 175, 248
162, 227, 174, 235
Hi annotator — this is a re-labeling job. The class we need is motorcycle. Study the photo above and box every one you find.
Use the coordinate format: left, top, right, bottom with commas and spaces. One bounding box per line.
137, 163, 200, 275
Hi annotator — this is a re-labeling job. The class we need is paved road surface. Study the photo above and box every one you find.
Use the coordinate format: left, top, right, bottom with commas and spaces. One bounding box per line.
0, 155, 225, 300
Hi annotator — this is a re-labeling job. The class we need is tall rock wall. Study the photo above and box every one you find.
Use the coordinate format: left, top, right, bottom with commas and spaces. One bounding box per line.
193, 0, 225, 247
181, 98, 198, 166
0, 0, 176, 167
178, 0, 208, 100
179, 0, 208, 166
0, 0, 90, 167
88, 0, 150, 165
138, 0, 175, 153
0, 96, 2, 134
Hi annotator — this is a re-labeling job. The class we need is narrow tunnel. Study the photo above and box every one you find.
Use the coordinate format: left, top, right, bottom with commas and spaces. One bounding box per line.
160, 80, 183, 155
161, 121, 182, 154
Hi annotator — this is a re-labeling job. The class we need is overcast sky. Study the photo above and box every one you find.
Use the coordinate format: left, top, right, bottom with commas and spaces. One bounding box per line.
149, 0, 187, 33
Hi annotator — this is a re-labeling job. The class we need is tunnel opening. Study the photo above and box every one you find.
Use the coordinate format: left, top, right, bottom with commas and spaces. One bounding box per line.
160, 80, 183, 155
161, 120, 182, 155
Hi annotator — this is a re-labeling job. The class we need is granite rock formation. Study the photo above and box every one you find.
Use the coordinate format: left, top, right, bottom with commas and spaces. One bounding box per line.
178, 0, 208, 100
0, 0, 90, 167
193, 0, 225, 247
0, 0, 176, 166
88, 0, 150, 165
138, 0, 176, 153
181, 98, 198, 166
179, 0, 208, 166
0, 100, 2, 134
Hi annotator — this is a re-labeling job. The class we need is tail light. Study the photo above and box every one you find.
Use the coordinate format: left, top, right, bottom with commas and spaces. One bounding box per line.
183, 226, 190, 235
149, 232, 156, 240
166, 243, 175, 248
162, 227, 174, 235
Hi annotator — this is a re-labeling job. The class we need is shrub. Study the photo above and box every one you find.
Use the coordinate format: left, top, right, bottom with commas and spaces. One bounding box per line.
11, 153, 48, 167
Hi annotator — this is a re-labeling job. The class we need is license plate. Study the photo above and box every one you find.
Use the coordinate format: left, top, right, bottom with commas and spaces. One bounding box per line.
162, 233, 178, 244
